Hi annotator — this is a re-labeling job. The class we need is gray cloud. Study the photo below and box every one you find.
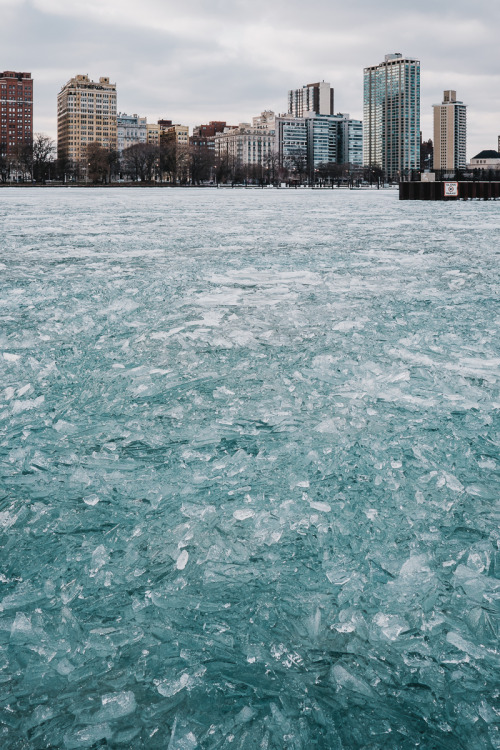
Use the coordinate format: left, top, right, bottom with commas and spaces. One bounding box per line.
3, 0, 499, 157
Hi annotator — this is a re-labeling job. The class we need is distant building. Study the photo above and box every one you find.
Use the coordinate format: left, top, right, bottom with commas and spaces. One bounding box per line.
306, 114, 338, 169
336, 114, 363, 166
288, 82, 334, 118
420, 137, 434, 171
213, 113, 275, 170
160, 123, 189, 147
276, 112, 362, 175
363, 53, 420, 178
192, 121, 227, 143
467, 150, 500, 171
117, 112, 147, 153
275, 116, 308, 169
190, 121, 227, 155
146, 123, 160, 147
252, 110, 275, 129
433, 91, 466, 171
0, 71, 33, 157
57, 74, 117, 163
159, 123, 190, 182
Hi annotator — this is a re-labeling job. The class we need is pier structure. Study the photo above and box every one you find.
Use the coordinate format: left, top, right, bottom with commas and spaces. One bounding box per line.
399, 181, 500, 200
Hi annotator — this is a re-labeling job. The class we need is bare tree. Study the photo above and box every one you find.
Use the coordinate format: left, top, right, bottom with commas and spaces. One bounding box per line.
55, 148, 74, 182
85, 142, 109, 183
159, 139, 177, 182
122, 143, 158, 181
159, 139, 190, 183
12, 142, 32, 181
189, 145, 213, 185
287, 154, 308, 185
32, 133, 55, 182
264, 153, 281, 185
214, 151, 233, 185
0, 153, 10, 183
107, 148, 121, 182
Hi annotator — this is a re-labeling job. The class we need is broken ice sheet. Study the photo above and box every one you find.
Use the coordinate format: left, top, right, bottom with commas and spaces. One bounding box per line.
1, 188, 500, 748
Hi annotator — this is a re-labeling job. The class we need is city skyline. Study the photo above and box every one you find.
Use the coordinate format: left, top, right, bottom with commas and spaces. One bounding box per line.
2, 1, 500, 158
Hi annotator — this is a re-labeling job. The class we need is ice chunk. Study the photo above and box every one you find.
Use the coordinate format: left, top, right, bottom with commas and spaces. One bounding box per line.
331, 664, 373, 696
446, 632, 487, 660
309, 500, 331, 513
235, 706, 257, 724
64, 723, 112, 749
233, 509, 255, 521
10, 612, 32, 637
399, 554, 431, 578
157, 672, 191, 697
91, 545, 109, 571
95, 691, 136, 721
176, 550, 189, 570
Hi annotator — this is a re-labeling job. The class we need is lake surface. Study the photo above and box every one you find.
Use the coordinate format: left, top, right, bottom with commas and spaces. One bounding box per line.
1, 188, 499, 749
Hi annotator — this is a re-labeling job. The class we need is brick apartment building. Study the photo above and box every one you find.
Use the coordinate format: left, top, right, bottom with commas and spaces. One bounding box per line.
0, 71, 33, 157
190, 121, 227, 148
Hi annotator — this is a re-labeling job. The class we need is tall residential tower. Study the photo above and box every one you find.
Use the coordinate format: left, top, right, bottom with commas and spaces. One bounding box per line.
433, 90, 466, 171
363, 53, 420, 178
57, 74, 117, 164
0, 71, 33, 157
288, 82, 334, 118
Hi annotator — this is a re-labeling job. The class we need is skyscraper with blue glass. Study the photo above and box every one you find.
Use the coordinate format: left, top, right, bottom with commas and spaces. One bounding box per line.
363, 53, 420, 179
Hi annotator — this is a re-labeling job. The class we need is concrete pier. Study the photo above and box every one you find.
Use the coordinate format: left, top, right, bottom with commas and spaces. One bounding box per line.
399, 181, 500, 201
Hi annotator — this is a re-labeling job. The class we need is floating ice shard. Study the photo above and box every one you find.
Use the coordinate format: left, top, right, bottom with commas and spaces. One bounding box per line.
176, 549, 189, 570
64, 723, 112, 749
95, 691, 137, 721
233, 508, 255, 520
157, 672, 191, 697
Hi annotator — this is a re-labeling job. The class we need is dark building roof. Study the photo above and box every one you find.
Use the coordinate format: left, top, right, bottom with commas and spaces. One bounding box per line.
472, 150, 500, 159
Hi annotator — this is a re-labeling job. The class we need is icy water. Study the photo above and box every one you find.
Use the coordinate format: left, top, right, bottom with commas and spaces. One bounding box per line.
1, 187, 500, 750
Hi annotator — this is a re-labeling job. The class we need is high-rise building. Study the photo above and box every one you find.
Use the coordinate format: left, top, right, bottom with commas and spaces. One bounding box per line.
275, 116, 308, 169
0, 71, 33, 157
57, 74, 117, 164
276, 112, 362, 175
337, 115, 363, 166
117, 113, 147, 153
433, 91, 466, 171
306, 114, 338, 169
363, 53, 420, 178
288, 82, 334, 118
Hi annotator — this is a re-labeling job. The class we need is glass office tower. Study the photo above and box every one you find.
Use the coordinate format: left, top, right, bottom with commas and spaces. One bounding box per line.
363, 53, 420, 178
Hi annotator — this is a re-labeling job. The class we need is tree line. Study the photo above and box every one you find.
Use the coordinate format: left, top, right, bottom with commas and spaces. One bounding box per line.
5, 133, 465, 186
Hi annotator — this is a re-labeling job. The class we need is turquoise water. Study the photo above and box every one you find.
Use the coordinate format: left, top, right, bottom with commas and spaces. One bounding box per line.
1, 188, 500, 749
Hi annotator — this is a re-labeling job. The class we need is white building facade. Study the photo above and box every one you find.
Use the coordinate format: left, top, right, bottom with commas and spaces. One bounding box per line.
117, 113, 147, 153
213, 112, 276, 169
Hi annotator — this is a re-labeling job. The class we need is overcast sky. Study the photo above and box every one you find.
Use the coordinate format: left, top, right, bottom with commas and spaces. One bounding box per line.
2, 0, 499, 158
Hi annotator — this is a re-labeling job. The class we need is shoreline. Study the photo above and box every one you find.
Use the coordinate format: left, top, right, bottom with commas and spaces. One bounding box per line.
0, 182, 393, 190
